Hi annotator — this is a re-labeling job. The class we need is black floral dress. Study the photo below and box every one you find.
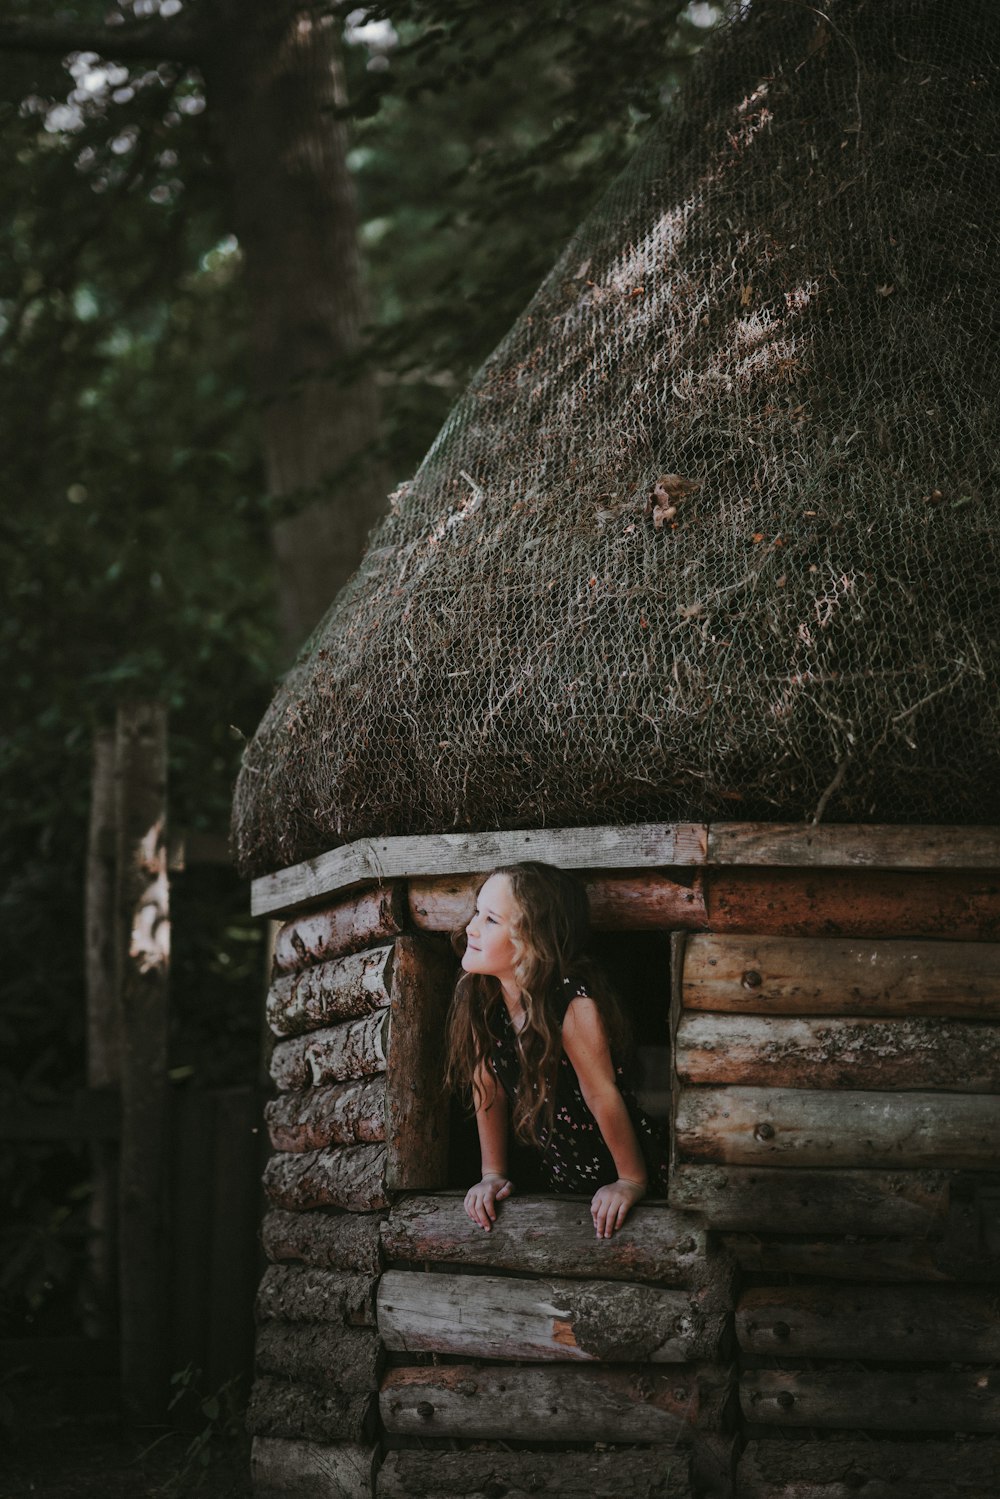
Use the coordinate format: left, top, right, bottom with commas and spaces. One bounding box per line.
488, 979, 670, 1196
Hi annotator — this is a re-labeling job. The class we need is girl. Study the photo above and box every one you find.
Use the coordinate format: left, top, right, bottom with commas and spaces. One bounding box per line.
445, 861, 669, 1238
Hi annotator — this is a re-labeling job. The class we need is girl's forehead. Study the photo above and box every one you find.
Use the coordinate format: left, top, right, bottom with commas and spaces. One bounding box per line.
478, 872, 516, 915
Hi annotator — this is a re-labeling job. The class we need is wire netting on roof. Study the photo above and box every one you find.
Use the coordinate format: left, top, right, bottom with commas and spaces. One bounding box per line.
234, 0, 1000, 877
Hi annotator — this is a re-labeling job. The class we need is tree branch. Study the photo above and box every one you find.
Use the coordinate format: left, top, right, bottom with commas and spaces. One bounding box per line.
0, 13, 205, 64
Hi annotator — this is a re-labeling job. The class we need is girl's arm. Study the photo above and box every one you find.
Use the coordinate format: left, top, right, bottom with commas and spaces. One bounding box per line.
465, 1059, 513, 1231
562, 996, 647, 1238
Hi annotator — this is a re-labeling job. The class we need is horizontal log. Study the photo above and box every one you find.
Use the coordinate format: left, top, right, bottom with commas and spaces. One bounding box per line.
263, 1145, 388, 1213
675, 1013, 1000, 1092
674, 1087, 1000, 1170
376, 1448, 694, 1499
270, 1013, 388, 1092
708, 824, 1000, 870
251, 1438, 376, 1499
408, 870, 707, 934
384, 935, 453, 1192
376, 1269, 726, 1363
261, 1209, 384, 1276
740, 1368, 1000, 1433
682, 935, 1000, 1017
265, 1078, 386, 1153
267, 947, 395, 1039
247, 1374, 374, 1444
272, 885, 406, 971
722, 1233, 1000, 1284
669, 1165, 951, 1234
255, 1322, 381, 1389
736, 1285, 1000, 1361
379, 1362, 729, 1443
737, 1438, 1000, 1499
705, 869, 1000, 941
255, 1265, 376, 1325
382, 1193, 714, 1286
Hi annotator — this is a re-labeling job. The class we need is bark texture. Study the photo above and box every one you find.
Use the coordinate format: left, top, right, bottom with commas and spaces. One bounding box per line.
261, 1208, 384, 1276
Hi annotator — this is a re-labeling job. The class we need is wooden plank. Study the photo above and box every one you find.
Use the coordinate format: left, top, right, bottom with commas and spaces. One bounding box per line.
709, 824, 1000, 869
267, 946, 395, 1039
261, 1209, 383, 1276
675, 1013, 1000, 1092
270, 1013, 389, 1092
379, 1362, 729, 1443
674, 1087, 1000, 1170
736, 1285, 1000, 1361
376, 1448, 693, 1499
255, 1322, 381, 1389
705, 869, 1000, 941
251, 1439, 376, 1499
247, 1374, 375, 1444
263, 1144, 389, 1213
384, 936, 455, 1191
669, 1165, 951, 1234
737, 1439, 1000, 1499
256, 1265, 376, 1325
740, 1368, 1000, 1432
408, 871, 707, 934
252, 824, 708, 917
272, 886, 406, 973
114, 701, 170, 1421
722, 1233, 1000, 1284
381, 1193, 712, 1286
681, 935, 1000, 1017
265, 1078, 386, 1152
376, 1269, 726, 1363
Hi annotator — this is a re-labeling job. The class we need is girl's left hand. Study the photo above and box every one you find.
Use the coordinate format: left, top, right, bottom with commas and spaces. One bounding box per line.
591, 1177, 646, 1238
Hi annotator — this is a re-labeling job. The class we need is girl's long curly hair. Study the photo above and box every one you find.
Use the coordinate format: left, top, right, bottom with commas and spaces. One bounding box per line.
444, 861, 630, 1148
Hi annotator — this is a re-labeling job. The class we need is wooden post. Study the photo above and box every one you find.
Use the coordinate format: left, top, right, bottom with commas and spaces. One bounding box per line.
115, 702, 170, 1421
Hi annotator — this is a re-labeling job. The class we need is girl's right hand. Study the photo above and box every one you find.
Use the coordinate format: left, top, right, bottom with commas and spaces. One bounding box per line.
464, 1173, 513, 1231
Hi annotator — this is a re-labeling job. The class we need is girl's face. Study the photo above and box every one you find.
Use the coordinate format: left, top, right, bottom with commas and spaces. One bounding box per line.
462, 873, 519, 986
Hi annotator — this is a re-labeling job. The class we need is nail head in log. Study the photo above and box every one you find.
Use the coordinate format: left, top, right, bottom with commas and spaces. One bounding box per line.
379, 1362, 728, 1443
736, 1285, 1000, 1361
265, 1077, 386, 1153
681, 935, 1000, 1017
270, 1012, 389, 1092
376, 1447, 695, 1499
263, 1144, 388, 1213
740, 1368, 1000, 1433
247, 1374, 375, 1444
255, 1265, 376, 1326
408, 870, 707, 933
262, 1209, 384, 1277
669, 1165, 950, 1234
674, 1087, 1000, 1170
737, 1438, 1000, 1499
251, 1438, 377, 1499
254, 1322, 381, 1389
376, 1269, 726, 1363
272, 885, 406, 975
267, 945, 395, 1038
382, 1193, 712, 1287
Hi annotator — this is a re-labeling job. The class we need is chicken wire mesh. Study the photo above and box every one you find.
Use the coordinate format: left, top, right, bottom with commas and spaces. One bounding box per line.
234, 0, 1000, 878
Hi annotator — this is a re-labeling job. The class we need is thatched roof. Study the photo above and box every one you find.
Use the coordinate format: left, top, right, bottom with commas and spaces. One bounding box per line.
234, 0, 1000, 878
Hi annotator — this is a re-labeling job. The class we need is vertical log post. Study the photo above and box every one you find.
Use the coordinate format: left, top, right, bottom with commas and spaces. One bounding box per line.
115, 703, 170, 1420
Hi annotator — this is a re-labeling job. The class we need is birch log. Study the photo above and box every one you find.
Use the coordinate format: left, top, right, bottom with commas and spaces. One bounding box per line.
270, 1013, 388, 1092
263, 1145, 388, 1212
251, 1438, 376, 1499
267, 946, 394, 1039
738, 1439, 1000, 1499
736, 1285, 1000, 1360
261, 1209, 383, 1276
265, 1078, 386, 1152
247, 1374, 374, 1444
384, 935, 455, 1191
376, 1269, 726, 1363
376, 1448, 694, 1499
669, 1165, 950, 1234
255, 1322, 381, 1388
255, 1265, 376, 1325
272, 885, 406, 973
740, 1368, 1000, 1432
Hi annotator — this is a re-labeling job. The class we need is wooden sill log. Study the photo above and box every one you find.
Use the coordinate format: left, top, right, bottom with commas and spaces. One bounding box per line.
376, 1269, 726, 1363
675, 1013, 1000, 1092
408, 870, 707, 934
384, 935, 455, 1192
261, 1208, 384, 1276
740, 1368, 1000, 1433
674, 1087, 1000, 1170
270, 1013, 388, 1092
379, 1362, 729, 1443
376, 1448, 694, 1499
704, 869, 1000, 941
723, 1232, 1000, 1284
736, 1285, 1000, 1361
382, 1193, 716, 1287
255, 1321, 381, 1389
669, 1164, 950, 1234
263, 1144, 388, 1213
251, 1438, 377, 1499
247, 1373, 374, 1444
255, 1265, 376, 1326
738, 1438, 1000, 1499
265, 1077, 386, 1153
681, 934, 1000, 1017
272, 885, 406, 974
267, 945, 395, 1039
